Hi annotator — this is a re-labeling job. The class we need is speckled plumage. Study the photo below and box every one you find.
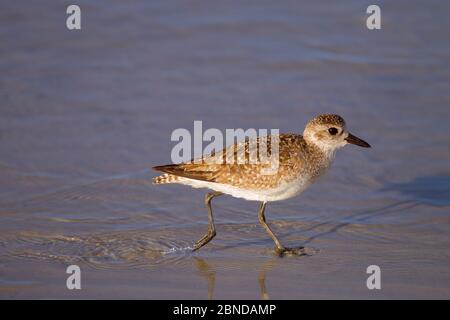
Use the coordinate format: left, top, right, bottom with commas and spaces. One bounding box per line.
152, 114, 370, 253
152, 114, 364, 202
154, 134, 327, 188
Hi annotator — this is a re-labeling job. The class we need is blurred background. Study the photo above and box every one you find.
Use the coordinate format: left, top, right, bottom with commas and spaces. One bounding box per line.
1, 0, 450, 299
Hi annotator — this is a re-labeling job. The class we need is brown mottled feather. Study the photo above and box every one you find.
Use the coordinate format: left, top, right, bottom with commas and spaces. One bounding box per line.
153, 133, 328, 189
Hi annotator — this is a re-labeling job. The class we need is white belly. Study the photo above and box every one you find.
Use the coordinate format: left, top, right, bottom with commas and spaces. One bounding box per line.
176, 175, 312, 202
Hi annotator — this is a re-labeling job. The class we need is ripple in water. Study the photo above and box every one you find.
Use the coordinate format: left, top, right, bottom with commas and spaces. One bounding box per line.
2, 230, 196, 270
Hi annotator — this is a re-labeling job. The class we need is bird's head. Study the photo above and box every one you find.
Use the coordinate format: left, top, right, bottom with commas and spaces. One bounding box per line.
303, 114, 371, 154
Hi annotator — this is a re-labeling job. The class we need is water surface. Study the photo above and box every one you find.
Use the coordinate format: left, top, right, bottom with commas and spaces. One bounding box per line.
1, 1, 450, 299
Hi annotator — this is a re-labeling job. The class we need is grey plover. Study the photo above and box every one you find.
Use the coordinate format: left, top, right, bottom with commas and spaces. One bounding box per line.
153, 114, 370, 255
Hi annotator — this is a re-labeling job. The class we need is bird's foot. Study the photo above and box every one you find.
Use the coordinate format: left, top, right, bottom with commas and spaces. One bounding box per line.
192, 229, 216, 252
275, 246, 318, 257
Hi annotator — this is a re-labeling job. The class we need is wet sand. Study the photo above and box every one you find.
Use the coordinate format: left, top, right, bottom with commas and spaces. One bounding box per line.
1, 1, 450, 299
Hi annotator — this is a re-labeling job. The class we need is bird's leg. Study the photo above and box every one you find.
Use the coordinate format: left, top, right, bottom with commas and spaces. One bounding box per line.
258, 202, 306, 256
258, 202, 284, 250
192, 192, 222, 251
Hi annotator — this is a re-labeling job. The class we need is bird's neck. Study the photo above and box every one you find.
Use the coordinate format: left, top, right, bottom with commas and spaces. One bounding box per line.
305, 141, 337, 176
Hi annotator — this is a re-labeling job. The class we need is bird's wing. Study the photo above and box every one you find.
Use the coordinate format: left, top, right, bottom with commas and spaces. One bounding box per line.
152, 163, 220, 182
153, 134, 307, 188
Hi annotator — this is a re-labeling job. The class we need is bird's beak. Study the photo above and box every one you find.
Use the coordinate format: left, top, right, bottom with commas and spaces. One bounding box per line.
345, 133, 371, 148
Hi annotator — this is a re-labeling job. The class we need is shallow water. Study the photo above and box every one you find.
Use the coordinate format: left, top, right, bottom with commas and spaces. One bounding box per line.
1, 1, 450, 299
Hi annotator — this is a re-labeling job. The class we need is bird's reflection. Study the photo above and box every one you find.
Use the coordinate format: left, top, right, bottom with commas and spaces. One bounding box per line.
193, 256, 277, 300
193, 257, 216, 300
258, 258, 277, 300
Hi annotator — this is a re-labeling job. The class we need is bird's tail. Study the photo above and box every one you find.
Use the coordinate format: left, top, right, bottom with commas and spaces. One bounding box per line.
152, 173, 180, 185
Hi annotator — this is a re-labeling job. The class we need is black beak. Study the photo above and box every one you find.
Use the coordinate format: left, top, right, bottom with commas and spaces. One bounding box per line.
345, 133, 371, 148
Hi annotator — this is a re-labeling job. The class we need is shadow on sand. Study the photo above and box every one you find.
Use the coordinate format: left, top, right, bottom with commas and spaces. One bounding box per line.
380, 174, 450, 206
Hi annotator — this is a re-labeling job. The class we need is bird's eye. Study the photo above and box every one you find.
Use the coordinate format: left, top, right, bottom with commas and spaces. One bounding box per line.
328, 127, 338, 135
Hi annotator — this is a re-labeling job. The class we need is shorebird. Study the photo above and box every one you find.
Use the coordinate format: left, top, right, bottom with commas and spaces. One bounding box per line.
153, 114, 370, 255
